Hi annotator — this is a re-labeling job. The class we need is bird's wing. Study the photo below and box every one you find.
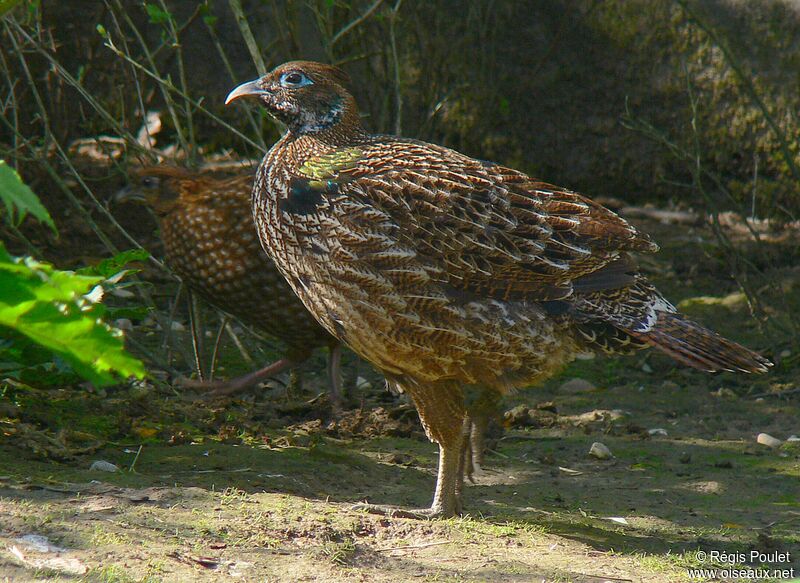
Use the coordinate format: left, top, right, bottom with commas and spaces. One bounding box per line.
296, 138, 658, 302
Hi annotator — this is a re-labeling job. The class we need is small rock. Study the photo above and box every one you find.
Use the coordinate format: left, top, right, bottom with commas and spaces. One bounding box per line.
661, 380, 680, 391
128, 381, 153, 399
356, 376, 373, 391
504, 405, 531, 426
648, 428, 668, 437
588, 442, 613, 460
113, 318, 133, 331
786, 435, 800, 442
641, 363, 653, 373
756, 433, 782, 448
679, 452, 691, 464
559, 378, 596, 394
535, 401, 558, 413
711, 387, 738, 399
89, 460, 118, 472
170, 321, 186, 332
264, 380, 285, 391
779, 349, 791, 358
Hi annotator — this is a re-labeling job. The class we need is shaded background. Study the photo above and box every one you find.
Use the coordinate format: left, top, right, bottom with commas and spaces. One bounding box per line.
5, 0, 800, 217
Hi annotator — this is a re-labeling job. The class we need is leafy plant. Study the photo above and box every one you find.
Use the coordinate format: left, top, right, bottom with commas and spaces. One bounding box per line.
0, 160, 146, 386
0, 160, 55, 232
0, 245, 147, 386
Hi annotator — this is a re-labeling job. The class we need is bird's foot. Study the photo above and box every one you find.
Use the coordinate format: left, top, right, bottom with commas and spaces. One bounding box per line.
350, 502, 459, 519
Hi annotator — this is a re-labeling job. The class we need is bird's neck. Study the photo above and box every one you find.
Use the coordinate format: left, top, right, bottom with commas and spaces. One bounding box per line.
278, 122, 368, 167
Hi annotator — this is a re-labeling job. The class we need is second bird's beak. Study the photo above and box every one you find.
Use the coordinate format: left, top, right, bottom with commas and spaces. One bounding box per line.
225, 79, 269, 105
113, 185, 145, 204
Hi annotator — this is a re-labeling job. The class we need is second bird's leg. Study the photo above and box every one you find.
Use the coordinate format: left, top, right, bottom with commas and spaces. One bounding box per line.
180, 357, 297, 398
326, 343, 343, 410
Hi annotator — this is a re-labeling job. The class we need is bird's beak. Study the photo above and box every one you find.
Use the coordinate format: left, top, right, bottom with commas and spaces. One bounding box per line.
113, 185, 145, 204
225, 79, 269, 105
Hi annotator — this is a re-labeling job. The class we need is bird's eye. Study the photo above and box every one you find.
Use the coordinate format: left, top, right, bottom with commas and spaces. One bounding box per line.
280, 71, 313, 88
141, 176, 160, 188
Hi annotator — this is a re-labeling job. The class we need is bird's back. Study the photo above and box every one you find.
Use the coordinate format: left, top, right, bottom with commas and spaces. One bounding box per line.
255, 133, 768, 387
147, 168, 336, 354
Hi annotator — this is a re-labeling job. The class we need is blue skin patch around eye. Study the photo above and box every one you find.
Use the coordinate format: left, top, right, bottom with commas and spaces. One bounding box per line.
280, 72, 314, 88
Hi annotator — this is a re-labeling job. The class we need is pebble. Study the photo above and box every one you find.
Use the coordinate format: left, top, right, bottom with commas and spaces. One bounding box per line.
588, 442, 613, 460
787, 435, 800, 442
661, 380, 680, 391
641, 363, 653, 373
113, 318, 133, 331
356, 376, 372, 391
648, 428, 668, 437
559, 378, 596, 394
756, 433, 782, 448
89, 460, 119, 472
170, 321, 186, 332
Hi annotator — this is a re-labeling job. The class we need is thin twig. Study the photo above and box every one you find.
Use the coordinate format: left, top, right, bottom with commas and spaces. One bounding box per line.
227, 0, 267, 75
331, 0, 384, 47
388, 0, 403, 135
676, 0, 800, 186
209, 313, 229, 382
375, 540, 451, 552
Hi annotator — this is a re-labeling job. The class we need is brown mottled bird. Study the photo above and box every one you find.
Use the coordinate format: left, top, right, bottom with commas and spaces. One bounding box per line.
226, 61, 771, 517
116, 165, 342, 398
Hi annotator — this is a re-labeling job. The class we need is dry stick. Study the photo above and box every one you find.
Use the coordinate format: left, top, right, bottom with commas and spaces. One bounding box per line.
203, 17, 267, 151
157, 0, 197, 163
620, 112, 798, 340
388, 0, 403, 135
375, 540, 451, 552
188, 291, 206, 381
677, 0, 800, 187
6, 19, 142, 150
112, 0, 190, 156
1, 34, 119, 254
209, 313, 230, 382
684, 77, 798, 342
225, 321, 255, 367
105, 4, 155, 151
227, 0, 267, 75
330, 0, 384, 47
102, 35, 266, 153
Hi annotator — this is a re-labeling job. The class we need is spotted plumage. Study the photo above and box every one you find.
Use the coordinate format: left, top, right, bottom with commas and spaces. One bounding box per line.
227, 60, 771, 516
116, 165, 341, 393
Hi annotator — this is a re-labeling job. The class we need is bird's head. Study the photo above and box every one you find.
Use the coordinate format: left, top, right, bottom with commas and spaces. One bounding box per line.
115, 167, 190, 217
225, 61, 362, 137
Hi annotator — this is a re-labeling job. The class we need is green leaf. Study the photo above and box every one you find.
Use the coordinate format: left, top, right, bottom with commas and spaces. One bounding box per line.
144, 3, 172, 24
0, 160, 56, 232
0, 244, 146, 386
77, 248, 150, 278
0, 0, 22, 19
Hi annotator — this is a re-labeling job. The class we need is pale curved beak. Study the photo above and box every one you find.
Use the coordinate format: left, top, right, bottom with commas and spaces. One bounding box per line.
113, 185, 145, 204
225, 79, 269, 105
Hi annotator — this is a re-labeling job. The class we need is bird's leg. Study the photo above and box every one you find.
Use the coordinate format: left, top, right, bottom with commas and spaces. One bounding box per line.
352, 382, 466, 519
326, 343, 343, 411
464, 390, 501, 481
467, 412, 489, 480
180, 357, 296, 398
455, 416, 472, 503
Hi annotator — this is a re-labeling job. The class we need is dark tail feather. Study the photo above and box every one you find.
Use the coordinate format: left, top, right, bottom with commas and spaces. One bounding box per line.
630, 312, 772, 373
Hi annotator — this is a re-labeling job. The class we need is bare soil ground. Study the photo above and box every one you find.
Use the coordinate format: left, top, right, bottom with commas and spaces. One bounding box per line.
1, 215, 799, 582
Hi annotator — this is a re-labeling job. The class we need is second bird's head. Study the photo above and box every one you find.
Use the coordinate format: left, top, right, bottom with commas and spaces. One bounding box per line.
225, 61, 360, 136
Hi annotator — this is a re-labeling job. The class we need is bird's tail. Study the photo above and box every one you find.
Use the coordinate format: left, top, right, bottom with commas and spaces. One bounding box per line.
629, 311, 771, 373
